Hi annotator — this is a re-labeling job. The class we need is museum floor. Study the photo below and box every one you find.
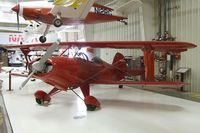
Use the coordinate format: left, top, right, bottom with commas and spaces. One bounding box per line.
1, 68, 200, 133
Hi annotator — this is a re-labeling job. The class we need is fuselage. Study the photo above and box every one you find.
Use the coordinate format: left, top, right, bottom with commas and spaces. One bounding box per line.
12, 1, 127, 26
33, 57, 125, 90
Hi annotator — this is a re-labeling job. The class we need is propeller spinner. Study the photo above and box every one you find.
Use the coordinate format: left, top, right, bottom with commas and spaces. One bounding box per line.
20, 40, 60, 89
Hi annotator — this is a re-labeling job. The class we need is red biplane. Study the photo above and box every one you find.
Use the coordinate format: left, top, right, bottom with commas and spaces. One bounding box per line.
11, 0, 127, 43
6, 40, 196, 111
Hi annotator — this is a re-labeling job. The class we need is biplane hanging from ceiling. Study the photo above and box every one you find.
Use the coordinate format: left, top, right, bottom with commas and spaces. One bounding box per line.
11, 0, 128, 43
5, 40, 196, 111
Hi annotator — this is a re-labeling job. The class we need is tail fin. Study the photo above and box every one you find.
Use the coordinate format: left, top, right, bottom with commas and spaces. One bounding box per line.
112, 53, 145, 77
112, 52, 126, 70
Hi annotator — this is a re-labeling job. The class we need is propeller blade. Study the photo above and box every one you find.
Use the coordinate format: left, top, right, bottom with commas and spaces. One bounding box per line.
20, 70, 35, 89
17, 11, 19, 30
12, 4, 20, 30
20, 40, 60, 89
39, 40, 60, 64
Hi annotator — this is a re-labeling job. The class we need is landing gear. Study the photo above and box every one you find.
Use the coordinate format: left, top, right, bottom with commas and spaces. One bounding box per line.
34, 90, 51, 105
39, 36, 47, 43
39, 24, 50, 43
84, 96, 100, 111
53, 18, 62, 27
53, 12, 62, 27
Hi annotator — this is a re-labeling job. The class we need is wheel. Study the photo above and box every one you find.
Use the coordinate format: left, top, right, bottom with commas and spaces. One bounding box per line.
124, 21, 128, 25
39, 36, 46, 43
34, 90, 51, 105
119, 85, 123, 88
84, 96, 100, 111
35, 98, 43, 105
31, 78, 36, 81
53, 18, 62, 27
86, 104, 97, 111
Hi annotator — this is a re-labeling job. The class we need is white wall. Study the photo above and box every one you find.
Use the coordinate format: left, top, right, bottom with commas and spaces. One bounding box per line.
85, 0, 155, 63
169, 0, 200, 92
86, 0, 200, 92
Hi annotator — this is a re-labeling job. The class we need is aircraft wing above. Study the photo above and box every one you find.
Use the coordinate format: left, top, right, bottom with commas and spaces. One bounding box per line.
6, 41, 196, 53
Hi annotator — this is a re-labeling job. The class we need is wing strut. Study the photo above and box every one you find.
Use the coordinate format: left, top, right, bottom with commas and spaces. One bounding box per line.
143, 48, 155, 81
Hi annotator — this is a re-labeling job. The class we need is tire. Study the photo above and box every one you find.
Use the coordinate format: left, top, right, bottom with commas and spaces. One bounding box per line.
53, 18, 62, 27
39, 36, 46, 43
119, 85, 123, 88
86, 104, 97, 111
35, 98, 43, 105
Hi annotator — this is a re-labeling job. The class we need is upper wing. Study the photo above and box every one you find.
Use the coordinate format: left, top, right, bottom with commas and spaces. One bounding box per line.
51, 0, 96, 19
5, 41, 196, 53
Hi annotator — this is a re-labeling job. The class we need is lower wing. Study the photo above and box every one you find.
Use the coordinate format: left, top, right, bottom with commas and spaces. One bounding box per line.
93, 81, 188, 88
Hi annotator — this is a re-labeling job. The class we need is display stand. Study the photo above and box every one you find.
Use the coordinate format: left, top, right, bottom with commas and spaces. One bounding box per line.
176, 67, 191, 91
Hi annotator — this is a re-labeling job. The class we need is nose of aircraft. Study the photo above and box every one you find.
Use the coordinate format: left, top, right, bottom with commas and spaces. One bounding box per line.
12, 4, 20, 13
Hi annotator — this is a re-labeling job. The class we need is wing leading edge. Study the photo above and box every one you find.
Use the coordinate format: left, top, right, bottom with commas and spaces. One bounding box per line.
93, 81, 188, 88
6, 41, 196, 53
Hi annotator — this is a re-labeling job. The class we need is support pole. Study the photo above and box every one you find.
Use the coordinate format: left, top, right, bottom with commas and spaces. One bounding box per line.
8, 69, 14, 91
8, 71, 12, 91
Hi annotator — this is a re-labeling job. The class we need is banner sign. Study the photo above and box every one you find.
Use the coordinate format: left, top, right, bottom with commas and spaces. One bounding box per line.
0, 33, 58, 45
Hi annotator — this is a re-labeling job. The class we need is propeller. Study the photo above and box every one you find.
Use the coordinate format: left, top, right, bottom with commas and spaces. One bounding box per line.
17, 10, 19, 30
20, 70, 36, 90
20, 40, 60, 89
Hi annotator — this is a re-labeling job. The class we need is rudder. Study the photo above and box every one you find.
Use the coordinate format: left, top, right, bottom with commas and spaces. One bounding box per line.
112, 52, 126, 70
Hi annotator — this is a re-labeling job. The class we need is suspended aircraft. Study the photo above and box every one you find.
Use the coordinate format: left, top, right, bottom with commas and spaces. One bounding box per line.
11, 0, 128, 43
6, 40, 196, 111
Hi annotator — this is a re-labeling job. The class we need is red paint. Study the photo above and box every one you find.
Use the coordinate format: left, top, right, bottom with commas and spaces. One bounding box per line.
84, 96, 100, 107
16, 6, 127, 25
7, 41, 196, 50
33, 55, 126, 90
6, 41, 196, 110
143, 49, 154, 81
12, 4, 19, 13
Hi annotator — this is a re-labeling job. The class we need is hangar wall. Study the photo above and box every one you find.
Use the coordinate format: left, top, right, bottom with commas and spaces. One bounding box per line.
85, 0, 200, 92
167, 0, 200, 92
85, 0, 155, 63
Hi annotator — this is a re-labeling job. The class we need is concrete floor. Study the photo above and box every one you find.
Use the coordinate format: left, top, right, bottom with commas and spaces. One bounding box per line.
1, 68, 200, 133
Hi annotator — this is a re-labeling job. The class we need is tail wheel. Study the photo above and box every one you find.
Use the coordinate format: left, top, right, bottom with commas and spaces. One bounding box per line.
39, 36, 46, 43
84, 96, 100, 111
53, 18, 62, 27
34, 90, 51, 105
119, 85, 123, 88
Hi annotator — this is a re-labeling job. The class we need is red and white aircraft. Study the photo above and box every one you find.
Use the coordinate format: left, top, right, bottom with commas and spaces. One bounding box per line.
11, 0, 127, 43
6, 40, 196, 111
